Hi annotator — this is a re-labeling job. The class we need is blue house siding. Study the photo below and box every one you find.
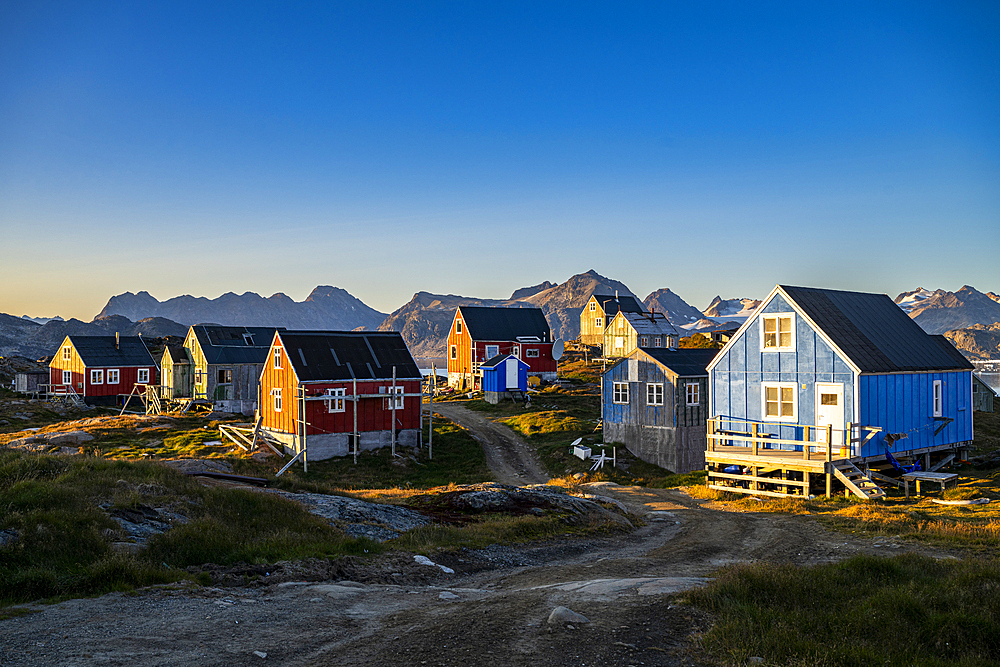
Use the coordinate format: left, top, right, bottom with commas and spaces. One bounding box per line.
859, 371, 973, 457
710, 294, 856, 447
602, 358, 674, 429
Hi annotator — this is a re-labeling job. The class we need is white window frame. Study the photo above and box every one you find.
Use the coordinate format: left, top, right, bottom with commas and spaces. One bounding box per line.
686, 382, 700, 406
91, 369, 104, 385
62, 346, 72, 361
595, 317, 603, 328
62, 370, 72, 385
614, 336, 625, 349
107, 369, 120, 385
589, 302, 596, 312
273, 388, 282, 412
761, 313, 795, 351
639, 335, 649, 347
326, 388, 346, 413
273, 347, 282, 369
933, 380, 943, 417
512, 344, 520, 358
654, 336, 662, 347
137, 368, 150, 384
613, 382, 629, 404
647, 383, 664, 406
450, 345, 458, 360
485, 344, 499, 359
456, 319, 462, 334
525, 348, 539, 358
390, 385, 404, 410
762, 382, 797, 421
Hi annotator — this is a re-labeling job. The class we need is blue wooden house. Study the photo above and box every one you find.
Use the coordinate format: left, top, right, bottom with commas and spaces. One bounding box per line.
602, 348, 718, 473
481, 354, 529, 404
706, 285, 974, 498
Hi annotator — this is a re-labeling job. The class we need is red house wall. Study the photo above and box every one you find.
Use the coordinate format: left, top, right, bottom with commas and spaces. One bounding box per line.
303, 379, 421, 436
472, 341, 556, 375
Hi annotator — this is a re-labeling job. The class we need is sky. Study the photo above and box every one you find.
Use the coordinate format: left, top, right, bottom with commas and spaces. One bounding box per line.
1, 1, 998, 321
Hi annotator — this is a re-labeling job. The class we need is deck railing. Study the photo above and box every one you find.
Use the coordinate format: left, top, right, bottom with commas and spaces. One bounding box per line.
707, 417, 880, 462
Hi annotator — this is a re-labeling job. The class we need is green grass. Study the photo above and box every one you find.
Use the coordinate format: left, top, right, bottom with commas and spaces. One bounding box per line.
391, 512, 618, 552
686, 554, 1000, 667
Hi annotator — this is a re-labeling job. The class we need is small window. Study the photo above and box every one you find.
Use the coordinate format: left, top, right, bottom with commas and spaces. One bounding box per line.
686, 382, 700, 406
613, 382, 629, 404
512, 344, 520, 358
218, 369, 233, 384
933, 380, 943, 417
485, 345, 499, 359
973, 382, 979, 393
62, 346, 72, 361
820, 393, 838, 405
62, 370, 72, 385
595, 317, 603, 328
639, 336, 649, 347
273, 388, 282, 412
390, 386, 404, 410
137, 368, 150, 384
614, 336, 625, 349
763, 383, 796, 420
243, 333, 254, 345
107, 369, 120, 385
456, 319, 462, 334
450, 345, 457, 360
326, 388, 346, 413
589, 302, 596, 311
762, 315, 794, 350
525, 349, 539, 358
91, 369, 103, 385
654, 336, 662, 347
273, 348, 282, 369
647, 383, 663, 406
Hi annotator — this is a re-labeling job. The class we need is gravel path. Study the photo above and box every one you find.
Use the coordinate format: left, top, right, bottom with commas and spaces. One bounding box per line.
430, 402, 550, 486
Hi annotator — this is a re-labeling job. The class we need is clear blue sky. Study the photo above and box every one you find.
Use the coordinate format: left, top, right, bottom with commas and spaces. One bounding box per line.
1, 1, 998, 320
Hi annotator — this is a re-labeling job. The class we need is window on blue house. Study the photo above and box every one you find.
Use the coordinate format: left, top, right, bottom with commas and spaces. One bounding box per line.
933, 380, 943, 417
763, 382, 796, 420
762, 314, 794, 351
647, 383, 663, 405
613, 382, 629, 404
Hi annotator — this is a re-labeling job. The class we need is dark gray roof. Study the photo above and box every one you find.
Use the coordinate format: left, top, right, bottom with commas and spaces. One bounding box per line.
930, 335, 975, 369
481, 354, 527, 369
780, 286, 974, 373
642, 348, 719, 377
277, 331, 420, 382
591, 293, 644, 317
164, 345, 190, 364
456, 307, 551, 342
66, 336, 155, 367
191, 325, 283, 365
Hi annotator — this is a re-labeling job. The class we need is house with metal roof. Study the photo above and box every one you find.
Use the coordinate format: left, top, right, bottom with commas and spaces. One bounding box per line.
48, 334, 157, 406
602, 348, 718, 473
259, 330, 422, 461
705, 285, 974, 498
603, 310, 679, 359
447, 306, 557, 390
165, 325, 282, 414
580, 292, 645, 347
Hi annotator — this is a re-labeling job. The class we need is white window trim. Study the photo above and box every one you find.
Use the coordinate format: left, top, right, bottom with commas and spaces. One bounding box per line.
326, 388, 346, 413
273, 348, 283, 369
91, 369, 103, 385
760, 313, 796, 352
613, 382, 629, 404
639, 336, 649, 347
450, 345, 458, 360
391, 385, 404, 410
273, 388, 282, 412
762, 381, 797, 421
525, 348, 539, 358
107, 369, 120, 385
933, 380, 943, 417
485, 345, 499, 359
654, 336, 662, 348
589, 302, 596, 311
62, 346, 72, 360
456, 319, 462, 334
686, 382, 700, 406
137, 368, 150, 384
62, 370, 72, 385
595, 317, 602, 328
647, 383, 664, 406
512, 344, 520, 358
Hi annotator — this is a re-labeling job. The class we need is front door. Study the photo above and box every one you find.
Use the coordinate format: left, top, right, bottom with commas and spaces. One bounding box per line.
815, 383, 845, 447
506, 358, 519, 389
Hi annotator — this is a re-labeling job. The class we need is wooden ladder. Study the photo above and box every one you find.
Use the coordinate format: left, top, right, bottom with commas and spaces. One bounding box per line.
832, 459, 886, 500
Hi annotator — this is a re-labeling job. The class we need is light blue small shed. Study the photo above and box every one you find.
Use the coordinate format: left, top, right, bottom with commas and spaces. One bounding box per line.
481, 354, 529, 404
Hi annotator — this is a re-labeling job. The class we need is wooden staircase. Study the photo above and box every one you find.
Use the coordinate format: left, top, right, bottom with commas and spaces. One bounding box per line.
831, 459, 886, 500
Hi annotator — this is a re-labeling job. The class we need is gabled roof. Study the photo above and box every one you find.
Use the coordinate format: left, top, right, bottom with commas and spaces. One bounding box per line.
590, 293, 644, 317
973, 374, 998, 398
190, 325, 284, 365
456, 306, 551, 342
618, 311, 679, 338
481, 354, 529, 369
640, 348, 718, 377
62, 336, 155, 368
163, 345, 190, 364
741, 285, 974, 373
276, 331, 420, 382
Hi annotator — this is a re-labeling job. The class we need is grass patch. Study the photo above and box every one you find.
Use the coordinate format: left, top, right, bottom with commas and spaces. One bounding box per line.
391, 512, 617, 552
686, 553, 1000, 667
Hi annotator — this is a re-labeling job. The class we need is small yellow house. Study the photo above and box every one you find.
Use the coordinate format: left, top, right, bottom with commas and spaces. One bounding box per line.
579, 293, 645, 346
603, 311, 679, 359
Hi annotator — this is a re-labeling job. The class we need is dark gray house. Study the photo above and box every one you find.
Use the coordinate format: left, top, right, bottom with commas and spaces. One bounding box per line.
602, 348, 718, 473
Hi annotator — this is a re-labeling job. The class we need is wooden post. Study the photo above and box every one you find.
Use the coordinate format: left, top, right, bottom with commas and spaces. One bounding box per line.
707, 417, 716, 452
353, 378, 358, 465
826, 424, 833, 459
429, 364, 435, 460
803, 425, 811, 461
391, 366, 397, 458
300, 386, 307, 474
844, 421, 852, 458
751, 422, 759, 457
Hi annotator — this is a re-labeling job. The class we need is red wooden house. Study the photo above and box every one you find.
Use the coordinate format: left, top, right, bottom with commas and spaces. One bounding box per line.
259, 330, 423, 461
48, 334, 158, 406
447, 306, 557, 390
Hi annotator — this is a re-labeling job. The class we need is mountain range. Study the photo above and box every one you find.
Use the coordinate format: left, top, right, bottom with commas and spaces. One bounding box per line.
4, 276, 999, 362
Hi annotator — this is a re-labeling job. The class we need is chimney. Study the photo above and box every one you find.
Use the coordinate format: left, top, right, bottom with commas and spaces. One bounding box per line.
615, 290, 618, 299
115, 332, 119, 350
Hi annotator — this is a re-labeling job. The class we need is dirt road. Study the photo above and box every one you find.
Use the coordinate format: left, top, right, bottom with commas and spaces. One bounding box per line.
0, 484, 954, 667
431, 403, 550, 486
